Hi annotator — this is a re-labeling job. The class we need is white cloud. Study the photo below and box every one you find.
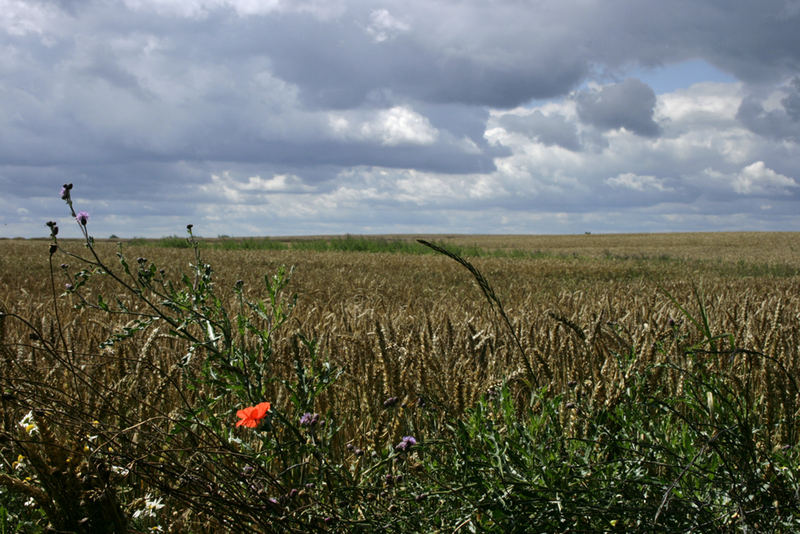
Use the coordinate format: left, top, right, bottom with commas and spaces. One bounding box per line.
121, 0, 342, 18
0, 0, 57, 36
365, 9, 410, 42
203, 171, 315, 202
656, 82, 744, 125
606, 173, 671, 191
732, 161, 797, 195
328, 106, 439, 146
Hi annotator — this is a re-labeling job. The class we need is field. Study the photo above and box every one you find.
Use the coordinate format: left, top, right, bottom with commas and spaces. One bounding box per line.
1, 231, 799, 532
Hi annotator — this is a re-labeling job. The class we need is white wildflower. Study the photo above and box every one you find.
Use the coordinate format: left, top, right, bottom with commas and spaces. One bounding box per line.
133, 494, 165, 519
19, 411, 38, 435
111, 465, 130, 477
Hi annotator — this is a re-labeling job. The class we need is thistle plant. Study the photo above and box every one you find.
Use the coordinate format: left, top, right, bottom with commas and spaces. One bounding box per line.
0, 185, 371, 531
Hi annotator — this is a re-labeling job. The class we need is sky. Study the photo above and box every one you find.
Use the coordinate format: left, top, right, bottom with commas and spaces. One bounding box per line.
1, 0, 800, 238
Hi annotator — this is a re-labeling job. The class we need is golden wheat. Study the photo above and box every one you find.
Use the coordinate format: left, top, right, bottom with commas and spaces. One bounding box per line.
1, 235, 799, 449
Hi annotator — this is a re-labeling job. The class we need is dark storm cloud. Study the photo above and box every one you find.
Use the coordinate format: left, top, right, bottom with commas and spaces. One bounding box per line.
737, 78, 800, 142
576, 79, 661, 137
784, 78, 800, 121
496, 111, 581, 151
235, 0, 800, 108
249, 10, 589, 109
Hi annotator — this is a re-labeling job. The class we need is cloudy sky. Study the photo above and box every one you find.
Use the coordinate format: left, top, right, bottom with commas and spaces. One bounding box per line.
2, 0, 800, 238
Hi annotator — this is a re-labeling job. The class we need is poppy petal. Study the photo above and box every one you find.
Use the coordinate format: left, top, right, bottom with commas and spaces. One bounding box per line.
254, 402, 271, 418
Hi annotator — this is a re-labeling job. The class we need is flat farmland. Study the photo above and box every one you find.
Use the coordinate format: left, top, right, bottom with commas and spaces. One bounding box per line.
1, 232, 799, 531
2, 232, 800, 430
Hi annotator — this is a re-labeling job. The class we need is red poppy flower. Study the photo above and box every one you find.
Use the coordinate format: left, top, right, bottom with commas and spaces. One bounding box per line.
235, 402, 271, 428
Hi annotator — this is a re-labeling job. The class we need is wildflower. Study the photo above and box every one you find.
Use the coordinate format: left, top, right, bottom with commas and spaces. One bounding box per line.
383, 396, 399, 408
65, 283, 74, 291
76, 211, 89, 225
299, 412, 320, 426
133, 493, 165, 519
12, 455, 25, 470
60, 183, 72, 200
235, 402, 271, 428
395, 435, 417, 452
19, 411, 38, 436
111, 465, 130, 477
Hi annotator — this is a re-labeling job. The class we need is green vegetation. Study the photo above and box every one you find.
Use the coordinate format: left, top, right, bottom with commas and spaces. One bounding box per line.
121, 234, 800, 279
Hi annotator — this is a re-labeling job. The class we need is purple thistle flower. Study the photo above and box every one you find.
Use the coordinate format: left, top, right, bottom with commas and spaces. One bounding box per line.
65, 283, 73, 291
76, 211, 89, 225
299, 412, 320, 426
60, 183, 72, 200
383, 396, 399, 408
395, 435, 417, 452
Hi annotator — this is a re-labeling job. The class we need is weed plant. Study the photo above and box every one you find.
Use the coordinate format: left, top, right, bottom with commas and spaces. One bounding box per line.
0, 186, 798, 532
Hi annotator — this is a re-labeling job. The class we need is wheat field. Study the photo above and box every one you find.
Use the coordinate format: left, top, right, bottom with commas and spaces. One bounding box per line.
1, 232, 799, 531
3, 234, 799, 435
